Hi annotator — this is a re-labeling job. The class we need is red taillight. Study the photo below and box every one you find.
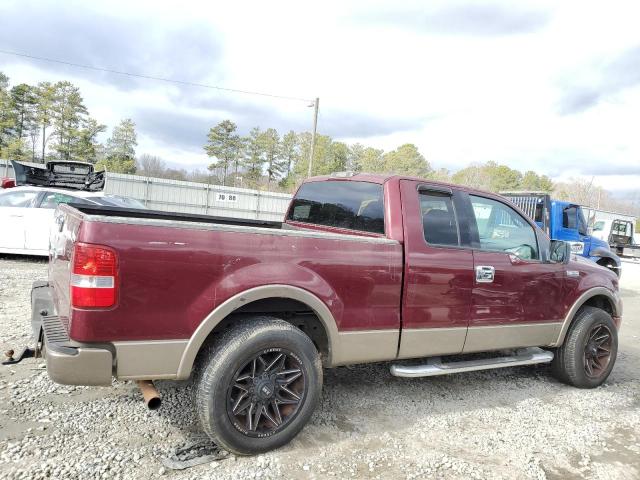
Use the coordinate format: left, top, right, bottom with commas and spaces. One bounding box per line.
71, 243, 118, 308
1, 178, 16, 188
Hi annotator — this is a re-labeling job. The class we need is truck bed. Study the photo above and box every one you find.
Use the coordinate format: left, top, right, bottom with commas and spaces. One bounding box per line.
51, 203, 403, 351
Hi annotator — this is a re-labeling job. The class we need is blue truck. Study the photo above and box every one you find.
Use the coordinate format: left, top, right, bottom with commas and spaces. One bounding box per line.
502, 192, 621, 277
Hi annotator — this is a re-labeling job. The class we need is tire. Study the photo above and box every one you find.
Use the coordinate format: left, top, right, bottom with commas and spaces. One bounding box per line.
551, 306, 618, 388
195, 316, 322, 455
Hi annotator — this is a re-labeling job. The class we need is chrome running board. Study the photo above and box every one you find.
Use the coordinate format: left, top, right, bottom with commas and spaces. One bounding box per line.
390, 347, 554, 378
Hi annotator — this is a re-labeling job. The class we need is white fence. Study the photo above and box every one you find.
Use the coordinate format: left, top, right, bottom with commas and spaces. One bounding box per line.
2, 160, 292, 222
104, 172, 292, 221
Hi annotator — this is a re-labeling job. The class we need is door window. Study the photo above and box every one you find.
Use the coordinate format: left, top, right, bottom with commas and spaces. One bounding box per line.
470, 195, 539, 260
562, 206, 578, 229
577, 209, 588, 235
0, 190, 38, 207
611, 220, 630, 236
420, 191, 460, 246
38, 192, 84, 209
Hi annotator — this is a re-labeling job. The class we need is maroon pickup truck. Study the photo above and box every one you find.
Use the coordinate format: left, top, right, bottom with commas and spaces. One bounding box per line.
29, 173, 622, 454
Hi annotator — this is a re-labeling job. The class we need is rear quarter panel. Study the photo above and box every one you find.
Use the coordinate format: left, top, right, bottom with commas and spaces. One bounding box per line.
66, 219, 404, 342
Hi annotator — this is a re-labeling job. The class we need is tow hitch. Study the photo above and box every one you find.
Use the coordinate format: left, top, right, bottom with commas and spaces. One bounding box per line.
2, 347, 37, 365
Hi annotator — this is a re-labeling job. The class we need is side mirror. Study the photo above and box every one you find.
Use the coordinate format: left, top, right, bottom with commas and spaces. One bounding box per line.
548, 240, 571, 264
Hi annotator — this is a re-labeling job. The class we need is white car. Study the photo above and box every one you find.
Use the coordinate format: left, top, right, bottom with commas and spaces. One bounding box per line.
0, 186, 146, 256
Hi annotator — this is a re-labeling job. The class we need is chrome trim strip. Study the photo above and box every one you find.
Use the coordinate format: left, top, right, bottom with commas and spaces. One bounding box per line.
83, 214, 400, 245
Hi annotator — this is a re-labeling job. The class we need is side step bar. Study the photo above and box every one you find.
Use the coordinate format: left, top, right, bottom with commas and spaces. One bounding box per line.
390, 347, 554, 378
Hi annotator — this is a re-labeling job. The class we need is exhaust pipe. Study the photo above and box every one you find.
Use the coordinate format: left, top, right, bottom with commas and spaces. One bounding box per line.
137, 380, 162, 410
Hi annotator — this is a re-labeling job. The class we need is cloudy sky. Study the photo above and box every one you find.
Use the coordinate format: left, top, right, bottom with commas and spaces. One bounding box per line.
1, 0, 639, 196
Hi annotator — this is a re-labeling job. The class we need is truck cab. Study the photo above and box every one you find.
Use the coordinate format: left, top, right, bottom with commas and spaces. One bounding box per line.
502, 192, 621, 276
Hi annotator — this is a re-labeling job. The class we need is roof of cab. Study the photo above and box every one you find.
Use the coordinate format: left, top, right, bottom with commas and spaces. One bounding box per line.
304, 172, 496, 198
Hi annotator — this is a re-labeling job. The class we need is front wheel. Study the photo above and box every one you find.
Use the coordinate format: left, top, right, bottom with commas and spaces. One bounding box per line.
551, 306, 618, 388
195, 317, 322, 455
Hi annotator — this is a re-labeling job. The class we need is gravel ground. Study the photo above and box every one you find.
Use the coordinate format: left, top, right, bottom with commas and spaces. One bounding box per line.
1, 255, 639, 479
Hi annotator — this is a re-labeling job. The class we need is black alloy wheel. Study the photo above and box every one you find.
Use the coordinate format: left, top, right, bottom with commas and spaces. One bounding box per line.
227, 349, 306, 437
583, 324, 613, 378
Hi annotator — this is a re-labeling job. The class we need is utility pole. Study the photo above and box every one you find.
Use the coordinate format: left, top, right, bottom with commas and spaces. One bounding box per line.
307, 97, 319, 177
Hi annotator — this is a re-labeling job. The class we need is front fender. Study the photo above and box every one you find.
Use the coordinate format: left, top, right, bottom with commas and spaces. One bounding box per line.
589, 247, 622, 276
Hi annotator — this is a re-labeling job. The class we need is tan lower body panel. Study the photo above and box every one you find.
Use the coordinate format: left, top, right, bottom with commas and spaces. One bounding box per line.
110, 323, 562, 378
397, 327, 467, 359
462, 322, 562, 353
115, 331, 399, 377
113, 340, 188, 380
331, 330, 399, 366
45, 345, 112, 386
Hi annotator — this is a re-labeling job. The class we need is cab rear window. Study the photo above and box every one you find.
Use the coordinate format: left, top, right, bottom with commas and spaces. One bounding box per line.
287, 181, 385, 234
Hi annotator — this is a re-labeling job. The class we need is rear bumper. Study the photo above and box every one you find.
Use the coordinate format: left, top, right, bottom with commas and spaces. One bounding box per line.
44, 343, 112, 386
32, 282, 113, 386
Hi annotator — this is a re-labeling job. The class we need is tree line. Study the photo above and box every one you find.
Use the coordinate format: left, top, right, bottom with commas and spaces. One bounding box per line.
0, 71, 138, 174
201, 119, 555, 193
2, 70, 637, 217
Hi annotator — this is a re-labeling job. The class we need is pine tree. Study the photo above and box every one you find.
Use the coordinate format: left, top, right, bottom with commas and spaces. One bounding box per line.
0, 72, 16, 158
204, 120, 241, 185
260, 128, 284, 186
51, 81, 88, 160
279, 131, 298, 178
10, 84, 37, 139
96, 118, 137, 173
242, 127, 265, 184
72, 118, 106, 162
36, 82, 56, 161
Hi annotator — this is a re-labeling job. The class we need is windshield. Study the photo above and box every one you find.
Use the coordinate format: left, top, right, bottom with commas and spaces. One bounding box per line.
86, 195, 147, 209
593, 221, 605, 231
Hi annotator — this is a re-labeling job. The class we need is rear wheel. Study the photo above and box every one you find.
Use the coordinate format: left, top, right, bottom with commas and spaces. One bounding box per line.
551, 306, 618, 388
195, 317, 322, 455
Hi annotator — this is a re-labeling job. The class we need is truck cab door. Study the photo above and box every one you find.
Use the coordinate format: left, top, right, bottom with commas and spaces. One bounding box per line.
558, 203, 590, 257
465, 194, 566, 353
576, 207, 592, 255
397, 180, 474, 359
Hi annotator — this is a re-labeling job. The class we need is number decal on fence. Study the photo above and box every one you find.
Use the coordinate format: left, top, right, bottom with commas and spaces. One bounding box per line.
216, 193, 238, 203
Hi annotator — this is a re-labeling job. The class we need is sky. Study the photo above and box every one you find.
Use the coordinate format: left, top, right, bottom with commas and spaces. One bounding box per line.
1, 0, 639, 199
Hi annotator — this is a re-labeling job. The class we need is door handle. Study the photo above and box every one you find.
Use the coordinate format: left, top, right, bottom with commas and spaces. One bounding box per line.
475, 266, 495, 283
55, 215, 64, 232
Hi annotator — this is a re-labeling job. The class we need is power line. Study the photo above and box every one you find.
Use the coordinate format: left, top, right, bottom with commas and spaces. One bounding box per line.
0, 48, 312, 102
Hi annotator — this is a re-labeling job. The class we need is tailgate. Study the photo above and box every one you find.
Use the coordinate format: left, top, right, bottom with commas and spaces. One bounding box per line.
49, 206, 84, 322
